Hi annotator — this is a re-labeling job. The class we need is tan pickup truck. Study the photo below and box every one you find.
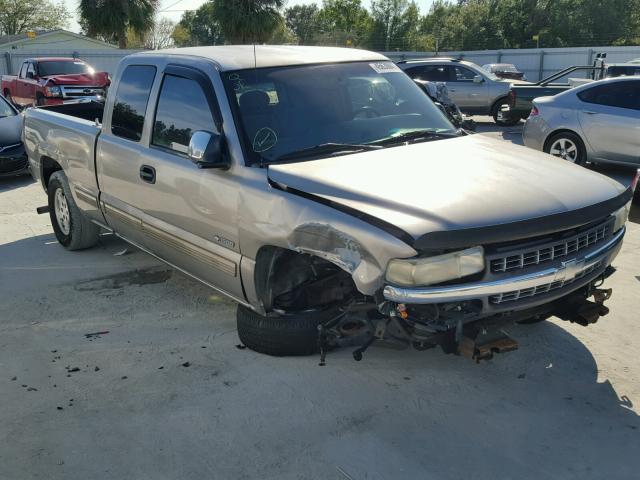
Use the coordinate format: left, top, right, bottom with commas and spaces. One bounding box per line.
23, 46, 633, 361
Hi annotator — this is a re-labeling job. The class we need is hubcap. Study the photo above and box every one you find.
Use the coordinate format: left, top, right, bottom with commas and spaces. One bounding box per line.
549, 138, 578, 162
54, 188, 71, 235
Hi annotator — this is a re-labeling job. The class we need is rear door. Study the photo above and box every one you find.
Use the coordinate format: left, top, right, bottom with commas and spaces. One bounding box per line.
97, 63, 158, 246
445, 65, 489, 112
577, 80, 640, 165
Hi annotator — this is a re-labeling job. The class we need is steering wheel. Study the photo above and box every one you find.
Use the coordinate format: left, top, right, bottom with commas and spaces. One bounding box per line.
353, 106, 381, 119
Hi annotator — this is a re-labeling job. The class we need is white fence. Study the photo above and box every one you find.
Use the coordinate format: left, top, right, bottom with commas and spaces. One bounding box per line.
1, 49, 141, 78
382, 45, 640, 82
2, 45, 640, 83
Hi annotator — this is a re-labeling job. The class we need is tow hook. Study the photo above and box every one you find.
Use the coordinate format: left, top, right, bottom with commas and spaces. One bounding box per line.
556, 288, 612, 327
458, 329, 519, 362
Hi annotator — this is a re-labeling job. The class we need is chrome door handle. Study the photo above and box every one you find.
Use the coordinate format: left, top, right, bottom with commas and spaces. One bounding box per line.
583, 110, 598, 115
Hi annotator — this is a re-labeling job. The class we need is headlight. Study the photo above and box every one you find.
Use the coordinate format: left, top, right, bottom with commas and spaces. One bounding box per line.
613, 201, 631, 232
386, 246, 485, 287
44, 86, 62, 98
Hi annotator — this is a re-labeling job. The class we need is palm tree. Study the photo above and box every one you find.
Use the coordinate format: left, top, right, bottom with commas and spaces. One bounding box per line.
212, 0, 284, 44
78, 0, 158, 49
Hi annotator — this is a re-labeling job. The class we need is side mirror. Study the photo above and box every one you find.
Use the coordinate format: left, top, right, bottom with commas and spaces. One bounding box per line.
188, 131, 229, 169
473, 75, 484, 84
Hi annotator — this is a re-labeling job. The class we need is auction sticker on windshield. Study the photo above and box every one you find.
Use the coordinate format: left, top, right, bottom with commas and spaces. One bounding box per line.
369, 62, 402, 74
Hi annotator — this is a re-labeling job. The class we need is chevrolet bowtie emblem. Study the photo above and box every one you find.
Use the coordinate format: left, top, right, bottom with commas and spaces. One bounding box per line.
554, 258, 586, 282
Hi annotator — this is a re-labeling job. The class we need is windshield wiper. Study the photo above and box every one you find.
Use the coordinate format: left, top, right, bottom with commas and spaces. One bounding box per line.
371, 129, 460, 146
270, 143, 382, 164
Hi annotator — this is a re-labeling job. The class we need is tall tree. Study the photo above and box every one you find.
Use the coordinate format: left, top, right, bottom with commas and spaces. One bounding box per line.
128, 16, 175, 49
173, 1, 224, 47
369, 0, 409, 50
212, 0, 284, 44
285, 4, 321, 45
0, 0, 69, 36
78, 0, 158, 49
317, 0, 372, 46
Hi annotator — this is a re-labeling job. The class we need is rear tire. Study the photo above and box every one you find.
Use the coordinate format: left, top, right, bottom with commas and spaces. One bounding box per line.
237, 305, 341, 356
48, 171, 100, 250
544, 131, 586, 165
492, 99, 520, 126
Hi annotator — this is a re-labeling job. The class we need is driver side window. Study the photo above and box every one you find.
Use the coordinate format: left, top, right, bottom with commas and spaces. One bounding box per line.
152, 74, 216, 155
19, 62, 28, 79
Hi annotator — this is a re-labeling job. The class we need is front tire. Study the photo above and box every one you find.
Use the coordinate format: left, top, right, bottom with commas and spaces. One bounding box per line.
544, 132, 586, 165
237, 305, 341, 356
48, 171, 100, 250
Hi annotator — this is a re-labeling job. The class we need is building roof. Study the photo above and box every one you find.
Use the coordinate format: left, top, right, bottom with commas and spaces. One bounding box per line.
0, 30, 117, 49
138, 45, 388, 71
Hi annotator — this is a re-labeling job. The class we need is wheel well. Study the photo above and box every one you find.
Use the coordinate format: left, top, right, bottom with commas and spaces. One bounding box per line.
543, 129, 584, 152
41, 157, 62, 189
254, 246, 357, 313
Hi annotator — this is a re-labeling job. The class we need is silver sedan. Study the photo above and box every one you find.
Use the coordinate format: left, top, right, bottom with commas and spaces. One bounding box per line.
523, 76, 640, 167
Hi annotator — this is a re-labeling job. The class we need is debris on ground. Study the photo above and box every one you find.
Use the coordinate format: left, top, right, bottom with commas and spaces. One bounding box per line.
94, 366, 100, 371
84, 331, 109, 339
518, 373, 526, 379
121, 376, 127, 379
56, 406, 63, 410
66, 367, 80, 373
181, 362, 191, 367
11, 376, 16, 381
113, 248, 130, 256
236, 344, 246, 350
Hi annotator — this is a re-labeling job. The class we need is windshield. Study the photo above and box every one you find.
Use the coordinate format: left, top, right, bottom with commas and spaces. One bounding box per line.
493, 64, 519, 73
37, 61, 93, 77
0, 95, 15, 117
222, 61, 455, 165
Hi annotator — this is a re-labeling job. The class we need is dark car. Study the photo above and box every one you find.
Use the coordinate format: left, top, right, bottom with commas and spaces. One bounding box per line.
0, 94, 29, 177
482, 63, 526, 80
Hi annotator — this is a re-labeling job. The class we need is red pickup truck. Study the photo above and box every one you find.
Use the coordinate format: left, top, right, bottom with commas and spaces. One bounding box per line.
1, 57, 110, 108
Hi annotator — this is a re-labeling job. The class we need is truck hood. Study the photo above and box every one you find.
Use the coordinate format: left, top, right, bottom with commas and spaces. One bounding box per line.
268, 135, 627, 247
44, 72, 109, 86
0, 114, 22, 147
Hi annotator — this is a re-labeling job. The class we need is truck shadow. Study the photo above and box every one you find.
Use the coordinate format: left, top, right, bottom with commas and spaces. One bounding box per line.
0, 174, 35, 192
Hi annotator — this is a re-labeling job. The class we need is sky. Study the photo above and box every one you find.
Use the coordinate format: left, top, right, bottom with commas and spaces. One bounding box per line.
62, 0, 436, 33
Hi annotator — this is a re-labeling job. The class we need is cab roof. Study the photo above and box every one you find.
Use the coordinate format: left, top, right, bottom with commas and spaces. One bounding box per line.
135, 45, 389, 71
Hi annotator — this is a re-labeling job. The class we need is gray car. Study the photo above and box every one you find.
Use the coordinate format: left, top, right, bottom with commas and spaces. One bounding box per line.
523, 77, 640, 167
22, 46, 632, 361
398, 58, 529, 125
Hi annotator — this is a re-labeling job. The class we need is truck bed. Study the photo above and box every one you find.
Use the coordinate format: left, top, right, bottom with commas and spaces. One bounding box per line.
23, 104, 102, 214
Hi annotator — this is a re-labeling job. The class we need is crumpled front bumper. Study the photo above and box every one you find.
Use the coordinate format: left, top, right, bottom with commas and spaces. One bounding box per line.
383, 226, 625, 305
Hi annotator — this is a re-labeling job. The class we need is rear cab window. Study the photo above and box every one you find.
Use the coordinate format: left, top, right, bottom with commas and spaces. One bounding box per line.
111, 65, 157, 141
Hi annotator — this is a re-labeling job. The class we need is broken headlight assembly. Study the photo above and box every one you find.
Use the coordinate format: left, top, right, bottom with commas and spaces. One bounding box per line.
612, 201, 631, 233
385, 246, 485, 287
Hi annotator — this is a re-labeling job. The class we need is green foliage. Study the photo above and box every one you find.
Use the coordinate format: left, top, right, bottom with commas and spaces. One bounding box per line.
172, 0, 640, 51
212, 0, 284, 44
0, 0, 69, 36
173, 2, 224, 46
79, 0, 158, 49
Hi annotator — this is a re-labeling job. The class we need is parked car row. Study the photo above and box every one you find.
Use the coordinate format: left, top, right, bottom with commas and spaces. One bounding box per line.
19, 46, 635, 362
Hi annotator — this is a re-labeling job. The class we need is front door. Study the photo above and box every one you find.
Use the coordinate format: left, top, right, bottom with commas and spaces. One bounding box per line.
577, 80, 640, 165
445, 65, 489, 112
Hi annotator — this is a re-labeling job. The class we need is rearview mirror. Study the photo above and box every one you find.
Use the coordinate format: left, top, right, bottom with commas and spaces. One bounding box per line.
188, 131, 229, 169
473, 75, 484, 84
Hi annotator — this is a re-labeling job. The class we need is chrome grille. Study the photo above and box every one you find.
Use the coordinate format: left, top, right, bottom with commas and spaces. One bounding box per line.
490, 223, 609, 273
61, 86, 105, 98
490, 260, 603, 304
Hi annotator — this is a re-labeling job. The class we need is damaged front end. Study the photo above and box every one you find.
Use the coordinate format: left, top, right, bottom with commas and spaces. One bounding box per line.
314, 218, 625, 363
